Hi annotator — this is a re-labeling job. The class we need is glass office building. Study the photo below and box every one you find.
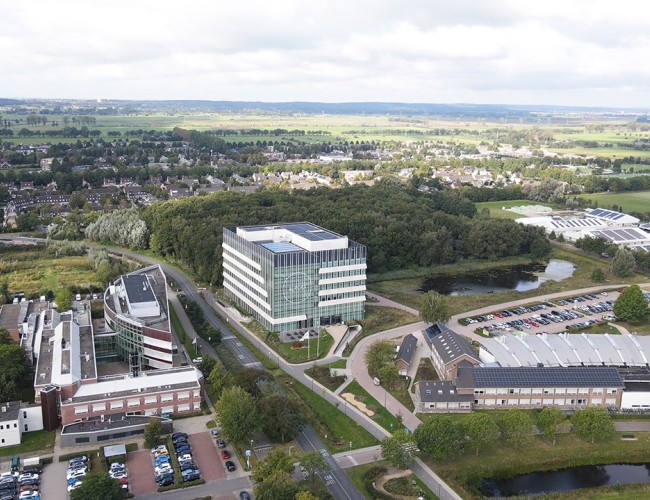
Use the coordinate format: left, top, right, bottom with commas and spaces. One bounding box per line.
223, 223, 366, 332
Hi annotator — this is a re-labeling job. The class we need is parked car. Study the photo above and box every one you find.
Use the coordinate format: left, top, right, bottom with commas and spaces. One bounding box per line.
240, 492, 251, 500
68, 456, 88, 463
21, 466, 42, 475
192, 357, 203, 364
221, 450, 231, 460
109, 463, 125, 471
157, 475, 174, 487
181, 469, 200, 482
225, 461, 236, 472
67, 481, 83, 492
18, 474, 38, 483
172, 432, 188, 440
216, 438, 226, 448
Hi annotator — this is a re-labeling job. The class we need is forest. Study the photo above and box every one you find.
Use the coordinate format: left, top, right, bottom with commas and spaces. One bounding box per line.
140, 181, 550, 284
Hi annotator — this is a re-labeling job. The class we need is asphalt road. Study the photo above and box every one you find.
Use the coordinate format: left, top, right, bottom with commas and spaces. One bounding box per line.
295, 426, 365, 500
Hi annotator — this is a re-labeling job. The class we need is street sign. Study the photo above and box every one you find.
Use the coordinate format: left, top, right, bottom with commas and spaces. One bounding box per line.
245, 449, 252, 457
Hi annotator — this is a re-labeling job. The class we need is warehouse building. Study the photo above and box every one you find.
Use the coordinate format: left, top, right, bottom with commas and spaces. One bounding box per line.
223, 223, 366, 332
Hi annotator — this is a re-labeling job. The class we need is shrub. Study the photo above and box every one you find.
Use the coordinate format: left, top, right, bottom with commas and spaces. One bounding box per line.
292, 341, 303, 349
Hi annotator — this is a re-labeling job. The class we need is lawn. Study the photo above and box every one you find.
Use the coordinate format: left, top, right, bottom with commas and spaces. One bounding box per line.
341, 380, 403, 432
277, 374, 378, 452
343, 306, 418, 356
243, 320, 334, 364
345, 461, 438, 500
0, 430, 55, 458
579, 190, 650, 214
431, 431, 650, 499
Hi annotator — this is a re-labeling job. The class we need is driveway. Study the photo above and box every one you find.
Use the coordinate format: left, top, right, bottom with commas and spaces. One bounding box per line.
188, 431, 225, 482
128, 449, 157, 496
39, 460, 67, 500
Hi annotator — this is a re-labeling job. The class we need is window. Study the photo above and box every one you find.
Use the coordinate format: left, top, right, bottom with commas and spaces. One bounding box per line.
92, 403, 106, 412
74, 406, 88, 415
177, 392, 190, 400
127, 398, 140, 407
607, 388, 617, 394
24, 424, 28, 432
22, 411, 26, 418
161, 394, 173, 403
110, 401, 124, 410
13, 424, 16, 428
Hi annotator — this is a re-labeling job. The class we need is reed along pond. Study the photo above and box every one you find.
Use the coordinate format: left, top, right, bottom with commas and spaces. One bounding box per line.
481, 463, 650, 497
419, 260, 576, 296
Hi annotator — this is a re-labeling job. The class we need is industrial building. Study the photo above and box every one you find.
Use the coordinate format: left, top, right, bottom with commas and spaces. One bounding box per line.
223, 223, 366, 332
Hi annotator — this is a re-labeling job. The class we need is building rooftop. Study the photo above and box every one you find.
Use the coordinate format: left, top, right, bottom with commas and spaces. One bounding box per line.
456, 366, 624, 389
232, 222, 351, 253
586, 208, 639, 224
71, 366, 202, 402
397, 334, 418, 365
0, 401, 20, 423
122, 274, 156, 304
425, 324, 479, 365
417, 381, 473, 403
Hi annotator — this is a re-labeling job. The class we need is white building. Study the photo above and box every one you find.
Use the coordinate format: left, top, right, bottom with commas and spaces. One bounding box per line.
0, 401, 43, 448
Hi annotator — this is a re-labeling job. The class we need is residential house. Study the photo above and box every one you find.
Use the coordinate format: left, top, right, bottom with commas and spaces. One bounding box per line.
396, 334, 418, 376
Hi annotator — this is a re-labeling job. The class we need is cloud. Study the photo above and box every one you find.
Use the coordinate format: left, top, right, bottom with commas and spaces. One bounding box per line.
1, 0, 649, 107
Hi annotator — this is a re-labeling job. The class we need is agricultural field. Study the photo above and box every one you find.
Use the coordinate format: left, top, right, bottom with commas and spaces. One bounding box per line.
579, 190, 650, 213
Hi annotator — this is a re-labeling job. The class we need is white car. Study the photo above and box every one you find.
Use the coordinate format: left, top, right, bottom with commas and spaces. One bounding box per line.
192, 357, 203, 364
18, 473, 39, 482
154, 464, 172, 475
67, 469, 87, 481
67, 481, 83, 492
109, 471, 128, 480
151, 445, 168, 454
178, 453, 192, 462
67, 465, 88, 475
110, 462, 125, 470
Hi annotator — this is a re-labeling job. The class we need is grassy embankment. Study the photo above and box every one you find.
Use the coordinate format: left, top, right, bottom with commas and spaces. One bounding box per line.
367, 246, 647, 315
430, 429, 650, 499
579, 190, 650, 214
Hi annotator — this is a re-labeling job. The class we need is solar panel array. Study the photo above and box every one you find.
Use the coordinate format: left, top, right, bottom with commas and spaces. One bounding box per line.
591, 228, 649, 243
260, 241, 303, 253
467, 366, 623, 388
631, 245, 650, 252
281, 223, 340, 241
589, 208, 626, 220
549, 218, 602, 229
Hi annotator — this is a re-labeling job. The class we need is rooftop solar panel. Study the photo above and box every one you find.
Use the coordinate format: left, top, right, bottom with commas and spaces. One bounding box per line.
261, 242, 303, 253
462, 366, 623, 388
613, 213, 625, 220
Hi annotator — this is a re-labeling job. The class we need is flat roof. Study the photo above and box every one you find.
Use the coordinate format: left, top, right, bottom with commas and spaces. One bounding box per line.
260, 241, 302, 253
122, 274, 156, 304
240, 222, 342, 241
457, 366, 624, 388
417, 381, 473, 403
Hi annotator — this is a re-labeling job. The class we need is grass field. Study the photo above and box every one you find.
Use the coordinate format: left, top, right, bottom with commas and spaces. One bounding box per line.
0, 430, 55, 458
343, 306, 418, 356
341, 380, 403, 432
278, 374, 378, 452
433, 430, 650, 499
579, 190, 650, 214
0, 246, 102, 297
367, 246, 645, 315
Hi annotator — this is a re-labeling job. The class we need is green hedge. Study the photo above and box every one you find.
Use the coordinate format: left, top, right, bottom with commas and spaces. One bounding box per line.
362, 466, 394, 500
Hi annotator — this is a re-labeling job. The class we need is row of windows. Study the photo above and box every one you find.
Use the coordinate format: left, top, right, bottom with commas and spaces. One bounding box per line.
474, 398, 618, 406
473, 387, 617, 395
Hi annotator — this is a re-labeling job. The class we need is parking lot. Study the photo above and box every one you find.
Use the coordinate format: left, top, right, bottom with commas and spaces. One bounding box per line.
128, 449, 157, 496
188, 432, 226, 482
461, 290, 625, 336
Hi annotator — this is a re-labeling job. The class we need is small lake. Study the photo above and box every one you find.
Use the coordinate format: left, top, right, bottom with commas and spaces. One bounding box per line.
481, 463, 650, 497
418, 260, 576, 296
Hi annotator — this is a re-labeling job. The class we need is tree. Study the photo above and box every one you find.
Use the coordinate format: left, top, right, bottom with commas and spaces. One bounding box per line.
571, 406, 615, 443
0, 343, 31, 401
464, 412, 500, 455
299, 451, 330, 485
419, 291, 450, 324
377, 364, 399, 389
414, 415, 465, 460
254, 472, 300, 500
537, 406, 566, 445
612, 248, 636, 277
0, 281, 10, 304
364, 340, 394, 378
252, 450, 295, 484
295, 491, 319, 500
614, 284, 649, 323
259, 395, 306, 443
208, 365, 236, 400
70, 471, 124, 500
143, 417, 162, 449
381, 429, 419, 468
216, 386, 260, 445
69, 191, 87, 210
0, 327, 13, 345
500, 409, 534, 450
56, 287, 73, 312
591, 268, 606, 283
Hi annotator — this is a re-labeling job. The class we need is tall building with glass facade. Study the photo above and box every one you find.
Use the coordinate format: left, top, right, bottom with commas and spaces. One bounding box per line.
223, 223, 366, 332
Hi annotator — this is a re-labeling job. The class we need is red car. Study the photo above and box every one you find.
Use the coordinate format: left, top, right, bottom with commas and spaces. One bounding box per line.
221, 450, 231, 460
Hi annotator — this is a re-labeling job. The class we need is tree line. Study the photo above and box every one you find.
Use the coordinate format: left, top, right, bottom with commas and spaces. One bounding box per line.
140, 182, 551, 284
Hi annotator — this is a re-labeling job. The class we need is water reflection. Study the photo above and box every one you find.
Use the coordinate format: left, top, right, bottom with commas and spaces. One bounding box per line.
482, 463, 650, 497
419, 260, 576, 296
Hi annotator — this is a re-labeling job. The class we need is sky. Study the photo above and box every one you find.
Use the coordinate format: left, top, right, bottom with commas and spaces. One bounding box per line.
1, 0, 650, 108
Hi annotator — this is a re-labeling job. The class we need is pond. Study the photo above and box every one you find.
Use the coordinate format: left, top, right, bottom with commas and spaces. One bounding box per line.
418, 260, 576, 296
481, 463, 650, 497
